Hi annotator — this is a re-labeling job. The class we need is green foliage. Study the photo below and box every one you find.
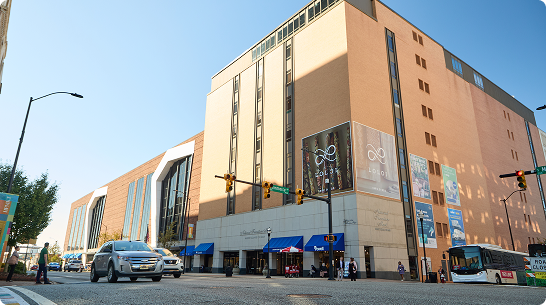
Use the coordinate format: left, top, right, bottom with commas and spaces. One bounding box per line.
98, 229, 126, 247
14, 261, 26, 274
0, 163, 59, 248
158, 221, 177, 249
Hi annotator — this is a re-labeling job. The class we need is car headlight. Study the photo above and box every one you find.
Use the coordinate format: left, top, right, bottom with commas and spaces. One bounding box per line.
117, 255, 130, 261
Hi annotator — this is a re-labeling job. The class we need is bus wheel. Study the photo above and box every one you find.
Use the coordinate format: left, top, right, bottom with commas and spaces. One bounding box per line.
495, 274, 502, 285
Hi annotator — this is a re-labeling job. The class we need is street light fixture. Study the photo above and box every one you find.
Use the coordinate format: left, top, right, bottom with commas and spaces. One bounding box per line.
6, 92, 83, 194
537, 105, 546, 111
417, 211, 430, 283
266, 227, 271, 278
500, 189, 524, 251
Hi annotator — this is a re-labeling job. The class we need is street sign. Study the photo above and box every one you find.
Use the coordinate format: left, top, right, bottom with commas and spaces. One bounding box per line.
271, 185, 289, 194
536, 166, 546, 176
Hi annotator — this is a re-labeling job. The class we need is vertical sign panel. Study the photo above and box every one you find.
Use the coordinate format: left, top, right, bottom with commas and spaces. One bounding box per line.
0, 193, 18, 260
448, 208, 466, 246
409, 154, 431, 200
302, 122, 353, 196
442, 165, 460, 206
354, 122, 400, 200
415, 201, 437, 248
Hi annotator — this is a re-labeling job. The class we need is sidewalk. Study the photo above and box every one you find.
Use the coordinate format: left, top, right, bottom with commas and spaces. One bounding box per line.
178, 272, 420, 283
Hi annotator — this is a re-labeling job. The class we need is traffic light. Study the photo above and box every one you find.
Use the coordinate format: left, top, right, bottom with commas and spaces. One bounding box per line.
262, 181, 273, 199
323, 235, 337, 242
295, 188, 305, 205
224, 173, 236, 192
516, 170, 527, 190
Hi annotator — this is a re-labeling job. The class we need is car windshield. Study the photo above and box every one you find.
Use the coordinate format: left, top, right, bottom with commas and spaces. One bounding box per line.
450, 246, 483, 274
114, 241, 154, 252
156, 249, 174, 256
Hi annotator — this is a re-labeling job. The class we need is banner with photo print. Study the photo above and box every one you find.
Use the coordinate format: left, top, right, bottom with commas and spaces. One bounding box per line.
353, 122, 400, 200
302, 122, 353, 196
410, 154, 431, 200
415, 201, 437, 249
448, 208, 466, 247
442, 165, 460, 206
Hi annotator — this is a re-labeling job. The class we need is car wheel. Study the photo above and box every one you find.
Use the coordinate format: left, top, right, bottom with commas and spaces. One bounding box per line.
107, 264, 118, 283
130, 277, 138, 282
495, 274, 502, 285
90, 264, 100, 282
152, 276, 162, 282
174, 273, 181, 278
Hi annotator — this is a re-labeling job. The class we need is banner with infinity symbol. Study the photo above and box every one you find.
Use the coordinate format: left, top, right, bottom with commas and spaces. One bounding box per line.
301, 122, 353, 196
353, 122, 400, 200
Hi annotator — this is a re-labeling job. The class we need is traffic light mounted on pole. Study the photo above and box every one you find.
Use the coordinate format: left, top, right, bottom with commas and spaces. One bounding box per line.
295, 188, 305, 205
224, 173, 236, 192
516, 170, 527, 190
262, 181, 273, 199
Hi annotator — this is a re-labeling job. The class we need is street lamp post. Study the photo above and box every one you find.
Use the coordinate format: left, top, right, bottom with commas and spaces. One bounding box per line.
6, 92, 83, 194
500, 189, 524, 251
418, 211, 430, 283
266, 227, 271, 278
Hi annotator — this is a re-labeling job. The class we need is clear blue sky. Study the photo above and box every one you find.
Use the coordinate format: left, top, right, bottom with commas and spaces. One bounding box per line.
1, 0, 544, 248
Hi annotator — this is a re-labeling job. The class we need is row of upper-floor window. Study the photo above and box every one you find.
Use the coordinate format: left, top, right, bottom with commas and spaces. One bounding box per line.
451, 56, 484, 90
251, 0, 341, 63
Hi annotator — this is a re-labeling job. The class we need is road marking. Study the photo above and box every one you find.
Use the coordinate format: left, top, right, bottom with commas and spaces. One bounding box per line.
0, 287, 30, 305
8, 287, 57, 305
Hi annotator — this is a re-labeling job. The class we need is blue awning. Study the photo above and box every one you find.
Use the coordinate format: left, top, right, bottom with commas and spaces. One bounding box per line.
304, 233, 345, 252
62, 254, 69, 259
193, 243, 214, 255
263, 236, 303, 253
75, 253, 82, 259
179, 246, 195, 256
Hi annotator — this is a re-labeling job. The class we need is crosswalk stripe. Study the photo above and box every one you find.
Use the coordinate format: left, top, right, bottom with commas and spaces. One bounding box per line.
8, 287, 57, 305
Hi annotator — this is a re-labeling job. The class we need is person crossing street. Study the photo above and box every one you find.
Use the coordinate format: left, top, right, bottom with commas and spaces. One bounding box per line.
36, 242, 52, 284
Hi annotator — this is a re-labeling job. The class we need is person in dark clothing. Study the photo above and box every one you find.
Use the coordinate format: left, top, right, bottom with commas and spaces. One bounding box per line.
348, 257, 358, 281
36, 242, 51, 284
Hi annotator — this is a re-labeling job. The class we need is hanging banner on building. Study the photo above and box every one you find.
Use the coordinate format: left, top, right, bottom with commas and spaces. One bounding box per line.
188, 224, 194, 239
353, 122, 400, 200
539, 129, 546, 162
0, 193, 19, 261
409, 154, 431, 200
447, 208, 466, 247
441, 165, 460, 206
302, 122, 353, 196
415, 201, 437, 248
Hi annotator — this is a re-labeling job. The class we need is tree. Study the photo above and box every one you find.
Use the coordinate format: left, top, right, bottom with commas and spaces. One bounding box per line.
0, 163, 59, 260
97, 229, 126, 246
158, 221, 177, 249
48, 241, 62, 263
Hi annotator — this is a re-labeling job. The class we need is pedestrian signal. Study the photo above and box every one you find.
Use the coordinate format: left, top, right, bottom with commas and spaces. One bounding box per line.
516, 170, 527, 190
295, 188, 305, 205
323, 235, 337, 242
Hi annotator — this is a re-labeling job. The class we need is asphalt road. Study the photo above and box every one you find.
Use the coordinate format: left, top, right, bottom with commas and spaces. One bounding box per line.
4, 273, 546, 305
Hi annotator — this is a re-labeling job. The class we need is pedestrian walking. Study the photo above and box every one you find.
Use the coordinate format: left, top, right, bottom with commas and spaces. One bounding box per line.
438, 266, 446, 283
397, 261, 405, 281
337, 257, 344, 281
348, 257, 357, 281
6, 246, 20, 282
36, 242, 51, 284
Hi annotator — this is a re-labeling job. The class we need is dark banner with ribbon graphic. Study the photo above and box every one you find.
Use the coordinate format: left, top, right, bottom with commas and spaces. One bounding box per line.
301, 122, 353, 196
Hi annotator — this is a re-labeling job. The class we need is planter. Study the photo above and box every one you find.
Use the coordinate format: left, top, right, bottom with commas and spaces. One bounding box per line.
233, 268, 240, 275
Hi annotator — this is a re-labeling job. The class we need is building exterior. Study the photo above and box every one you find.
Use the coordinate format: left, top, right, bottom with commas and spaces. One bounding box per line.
63, 132, 203, 270
197, 0, 545, 280
64, 0, 545, 281
0, 0, 11, 93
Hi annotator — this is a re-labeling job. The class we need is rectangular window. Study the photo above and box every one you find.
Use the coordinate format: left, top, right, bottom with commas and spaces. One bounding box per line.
432, 191, 439, 204
266, 39, 270, 51
507, 130, 510, 139
286, 45, 292, 59
428, 161, 435, 174
435, 163, 441, 176
511, 132, 514, 140
418, 35, 423, 45
288, 22, 293, 36
399, 149, 406, 169
415, 54, 421, 65
442, 223, 448, 237
390, 62, 397, 78
315, 1, 321, 16
431, 134, 437, 147
402, 181, 409, 201
388, 36, 394, 52
428, 108, 433, 120
504, 110, 506, 119
300, 12, 306, 27
436, 222, 443, 237
439, 192, 445, 205
524, 213, 527, 223
286, 96, 292, 110
308, 5, 315, 20
278, 31, 282, 42
412, 31, 418, 41
422, 105, 427, 117
321, 0, 328, 11
524, 193, 527, 203
255, 164, 260, 179
419, 79, 424, 90
286, 129, 292, 140
252, 49, 256, 62
393, 89, 399, 105
528, 214, 531, 223
286, 71, 292, 84
474, 72, 484, 89
283, 26, 287, 39
452, 56, 463, 76
425, 132, 431, 145
507, 113, 510, 121
257, 112, 262, 126
424, 82, 430, 94
511, 149, 514, 159
294, 17, 299, 31
515, 151, 518, 161
421, 58, 427, 69
256, 137, 261, 152
396, 118, 403, 137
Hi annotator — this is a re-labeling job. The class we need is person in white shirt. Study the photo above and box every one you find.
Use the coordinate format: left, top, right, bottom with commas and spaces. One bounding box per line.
337, 257, 344, 281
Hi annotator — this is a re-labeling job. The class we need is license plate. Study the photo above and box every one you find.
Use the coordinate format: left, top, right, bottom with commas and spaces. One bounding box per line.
140, 265, 152, 270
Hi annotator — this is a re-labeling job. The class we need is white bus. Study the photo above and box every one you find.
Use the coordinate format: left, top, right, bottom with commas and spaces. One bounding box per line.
449, 244, 527, 284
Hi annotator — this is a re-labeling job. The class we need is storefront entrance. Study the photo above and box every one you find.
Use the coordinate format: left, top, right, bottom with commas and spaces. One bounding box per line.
246, 251, 265, 275
223, 252, 239, 273
318, 251, 345, 278
276, 252, 303, 276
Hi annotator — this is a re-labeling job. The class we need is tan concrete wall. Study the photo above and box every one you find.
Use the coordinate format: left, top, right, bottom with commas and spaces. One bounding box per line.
211, 51, 252, 94
64, 132, 204, 251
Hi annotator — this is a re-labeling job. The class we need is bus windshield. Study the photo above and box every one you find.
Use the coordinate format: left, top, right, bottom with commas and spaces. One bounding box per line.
450, 246, 483, 274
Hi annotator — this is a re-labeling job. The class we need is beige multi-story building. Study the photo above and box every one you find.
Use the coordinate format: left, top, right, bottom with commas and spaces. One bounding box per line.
0, 0, 11, 93
64, 0, 545, 281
